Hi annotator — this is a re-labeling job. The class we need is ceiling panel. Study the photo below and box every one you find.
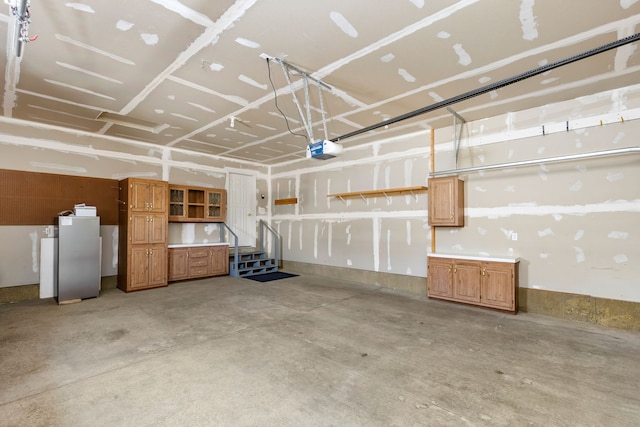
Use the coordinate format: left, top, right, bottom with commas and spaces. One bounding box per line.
1, 0, 638, 164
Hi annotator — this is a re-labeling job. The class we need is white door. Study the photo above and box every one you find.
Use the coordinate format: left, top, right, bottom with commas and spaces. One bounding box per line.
227, 172, 257, 247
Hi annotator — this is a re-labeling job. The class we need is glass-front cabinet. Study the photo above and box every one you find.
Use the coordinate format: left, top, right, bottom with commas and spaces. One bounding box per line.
169, 186, 186, 220
206, 189, 225, 221
168, 185, 226, 222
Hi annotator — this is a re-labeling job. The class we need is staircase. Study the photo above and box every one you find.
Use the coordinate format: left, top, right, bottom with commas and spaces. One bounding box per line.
229, 247, 277, 278
224, 220, 281, 278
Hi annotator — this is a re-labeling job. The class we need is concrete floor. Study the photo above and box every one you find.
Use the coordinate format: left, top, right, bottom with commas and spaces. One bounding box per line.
1, 273, 639, 427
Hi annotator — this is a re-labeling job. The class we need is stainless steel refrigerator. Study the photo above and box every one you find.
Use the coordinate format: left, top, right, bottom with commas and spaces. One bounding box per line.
57, 216, 101, 303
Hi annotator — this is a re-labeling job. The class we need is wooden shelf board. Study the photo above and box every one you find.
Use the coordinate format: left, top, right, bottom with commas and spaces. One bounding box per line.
327, 186, 427, 200
275, 198, 298, 205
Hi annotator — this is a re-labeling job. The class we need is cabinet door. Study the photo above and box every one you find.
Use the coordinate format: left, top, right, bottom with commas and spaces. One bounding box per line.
453, 261, 481, 303
148, 214, 166, 244
206, 190, 226, 222
129, 180, 149, 212
130, 214, 149, 245
149, 182, 167, 213
168, 248, 189, 281
148, 245, 167, 287
428, 177, 464, 227
427, 258, 453, 298
169, 186, 186, 220
208, 246, 229, 276
481, 262, 515, 310
129, 246, 150, 289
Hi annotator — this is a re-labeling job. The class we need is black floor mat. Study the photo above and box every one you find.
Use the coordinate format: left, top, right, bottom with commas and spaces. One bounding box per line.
246, 272, 299, 282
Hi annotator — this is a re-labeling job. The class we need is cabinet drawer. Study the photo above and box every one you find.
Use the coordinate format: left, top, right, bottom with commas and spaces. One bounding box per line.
189, 248, 209, 258
189, 258, 208, 267
190, 266, 208, 277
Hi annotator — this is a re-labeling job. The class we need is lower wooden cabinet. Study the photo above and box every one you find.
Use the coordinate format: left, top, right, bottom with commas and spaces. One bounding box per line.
427, 255, 519, 313
168, 245, 229, 281
122, 244, 167, 292
168, 248, 189, 281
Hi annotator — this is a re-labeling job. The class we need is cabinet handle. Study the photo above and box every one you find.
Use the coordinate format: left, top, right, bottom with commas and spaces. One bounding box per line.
149, 249, 153, 255
453, 268, 457, 273
150, 217, 153, 222
482, 269, 486, 276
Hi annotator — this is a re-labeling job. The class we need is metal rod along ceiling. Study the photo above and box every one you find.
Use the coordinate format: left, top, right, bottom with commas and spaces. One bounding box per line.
429, 147, 640, 177
330, 32, 640, 143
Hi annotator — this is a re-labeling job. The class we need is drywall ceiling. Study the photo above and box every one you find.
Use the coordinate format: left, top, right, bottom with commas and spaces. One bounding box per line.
1, 0, 639, 165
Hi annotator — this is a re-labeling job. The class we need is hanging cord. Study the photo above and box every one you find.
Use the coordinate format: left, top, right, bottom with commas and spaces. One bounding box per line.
278, 60, 312, 142
266, 58, 307, 139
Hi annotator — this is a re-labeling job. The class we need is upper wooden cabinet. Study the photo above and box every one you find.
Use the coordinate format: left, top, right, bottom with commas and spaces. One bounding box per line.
169, 185, 226, 222
129, 179, 167, 213
428, 176, 464, 227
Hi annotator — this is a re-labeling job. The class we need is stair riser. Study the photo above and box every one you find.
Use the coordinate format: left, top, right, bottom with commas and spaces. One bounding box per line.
229, 250, 278, 277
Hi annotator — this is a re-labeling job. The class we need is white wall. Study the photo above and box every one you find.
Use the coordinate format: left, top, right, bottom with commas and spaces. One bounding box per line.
271, 84, 640, 303
0, 119, 267, 288
1, 84, 638, 304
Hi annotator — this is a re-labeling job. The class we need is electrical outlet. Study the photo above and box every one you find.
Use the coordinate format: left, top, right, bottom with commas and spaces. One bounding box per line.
511, 232, 518, 241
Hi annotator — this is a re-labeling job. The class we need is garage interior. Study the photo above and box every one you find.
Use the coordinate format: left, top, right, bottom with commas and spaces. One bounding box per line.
1, 1, 639, 425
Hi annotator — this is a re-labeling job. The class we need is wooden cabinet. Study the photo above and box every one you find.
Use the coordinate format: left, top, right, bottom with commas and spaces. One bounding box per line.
118, 178, 169, 292
129, 245, 167, 290
205, 189, 225, 221
168, 245, 229, 281
168, 247, 188, 281
427, 255, 519, 313
481, 262, 517, 311
208, 245, 229, 276
169, 186, 186, 219
428, 176, 464, 227
188, 247, 210, 278
426, 257, 453, 298
168, 185, 226, 222
130, 179, 167, 213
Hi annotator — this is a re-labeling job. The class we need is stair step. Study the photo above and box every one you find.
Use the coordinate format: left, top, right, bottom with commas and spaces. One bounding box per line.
236, 259, 274, 269
235, 265, 278, 277
228, 247, 278, 278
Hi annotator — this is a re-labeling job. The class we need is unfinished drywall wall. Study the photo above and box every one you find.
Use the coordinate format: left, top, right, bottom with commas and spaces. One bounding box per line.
271, 131, 431, 276
0, 225, 117, 289
0, 118, 266, 289
271, 84, 640, 303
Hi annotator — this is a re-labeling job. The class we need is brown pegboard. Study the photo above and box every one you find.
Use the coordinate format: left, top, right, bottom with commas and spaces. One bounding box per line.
0, 169, 120, 225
